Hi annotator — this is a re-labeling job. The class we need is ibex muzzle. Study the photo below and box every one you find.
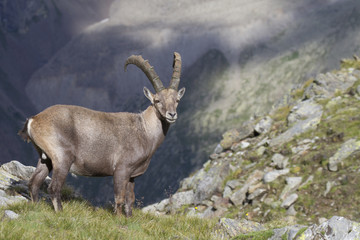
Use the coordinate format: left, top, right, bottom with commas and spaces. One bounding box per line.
19, 52, 185, 217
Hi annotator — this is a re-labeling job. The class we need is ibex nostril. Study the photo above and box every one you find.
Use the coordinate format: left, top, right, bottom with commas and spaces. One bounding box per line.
169, 112, 177, 118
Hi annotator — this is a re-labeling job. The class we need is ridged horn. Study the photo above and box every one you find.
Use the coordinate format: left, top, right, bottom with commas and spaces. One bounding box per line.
168, 52, 181, 90
124, 55, 165, 92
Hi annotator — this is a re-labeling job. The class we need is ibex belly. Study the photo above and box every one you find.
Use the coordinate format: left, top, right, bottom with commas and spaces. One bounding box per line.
69, 161, 113, 177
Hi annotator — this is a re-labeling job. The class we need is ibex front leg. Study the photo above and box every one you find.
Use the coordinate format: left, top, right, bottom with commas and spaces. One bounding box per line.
113, 169, 131, 217
124, 178, 135, 217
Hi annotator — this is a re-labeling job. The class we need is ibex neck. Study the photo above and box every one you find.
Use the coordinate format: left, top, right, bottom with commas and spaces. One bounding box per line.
141, 105, 170, 140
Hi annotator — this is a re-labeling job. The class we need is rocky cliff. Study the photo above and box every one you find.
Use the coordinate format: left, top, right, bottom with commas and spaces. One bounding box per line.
142, 56, 360, 238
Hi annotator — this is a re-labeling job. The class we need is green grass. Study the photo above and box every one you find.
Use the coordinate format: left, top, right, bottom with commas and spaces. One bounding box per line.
232, 229, 274, 240
0, 201, 216, 240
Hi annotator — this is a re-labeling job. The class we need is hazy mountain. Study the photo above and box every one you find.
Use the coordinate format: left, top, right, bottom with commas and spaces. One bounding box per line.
2, 0, 360, 205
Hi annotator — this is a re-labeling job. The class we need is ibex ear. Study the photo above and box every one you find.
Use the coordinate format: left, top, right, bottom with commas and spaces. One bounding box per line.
177, 87, 185, 100
143, 87, 155, 104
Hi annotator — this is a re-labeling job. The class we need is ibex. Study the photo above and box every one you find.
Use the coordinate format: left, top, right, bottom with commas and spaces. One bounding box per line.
19, 52, 185, 217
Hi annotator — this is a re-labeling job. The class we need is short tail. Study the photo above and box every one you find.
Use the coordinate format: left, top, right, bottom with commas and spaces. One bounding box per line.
18, 119, 31, 143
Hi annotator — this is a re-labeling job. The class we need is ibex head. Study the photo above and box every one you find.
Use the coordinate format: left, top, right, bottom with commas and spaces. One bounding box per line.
124, 52, 185, 124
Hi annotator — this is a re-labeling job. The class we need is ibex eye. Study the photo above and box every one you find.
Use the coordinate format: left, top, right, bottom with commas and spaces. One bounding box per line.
154, 100, 160, 104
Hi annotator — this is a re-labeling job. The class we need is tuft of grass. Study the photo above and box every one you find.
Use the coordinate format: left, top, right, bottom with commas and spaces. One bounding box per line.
232, 229, 274, 240
340, 56, 360, 70
0, 201, 216, 240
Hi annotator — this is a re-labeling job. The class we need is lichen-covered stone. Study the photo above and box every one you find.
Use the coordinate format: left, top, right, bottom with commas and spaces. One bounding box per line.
280, 177, 302, 200
328, 139, 360, 172
254, 116, 273, 134
213, 218, 265, 239
263, 168, 290, 183
270, 107, 322, 147
271, 153, 289, 169
299, 216, 360, 240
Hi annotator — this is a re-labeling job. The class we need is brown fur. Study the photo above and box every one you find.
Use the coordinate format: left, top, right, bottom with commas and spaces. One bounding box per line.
19, 53, 185, 217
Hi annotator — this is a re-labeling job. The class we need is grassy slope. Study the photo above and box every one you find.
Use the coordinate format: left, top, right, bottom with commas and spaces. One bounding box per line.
0, 201, 216, 240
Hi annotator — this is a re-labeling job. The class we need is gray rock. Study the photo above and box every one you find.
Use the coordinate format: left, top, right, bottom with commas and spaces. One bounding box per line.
299, 216, 360, 240
286, 205, 297, 216
141, 203, 158, 214
230, 170, 264, 206
256, 146, 266, 156
270, 108, 322, 147
0, 190, 27, 207
271, 153, 289, 169
269, 225, 307, 240
247, 188, 267, 200
194, 160, 230, 204
222, 186, 233, 199
225, 179, 242, 190
287, 99, 323, 125
1, 161, 35, 181
156, 198, 170, 212
257, 137, 270, 147
299, 175, 314, 189
304, 72, 358, 99
280, 177, 302, 200
179, 168, 206, 191
170, 190, 195, 211
323, 181, 335, 197
281, 193, 298, 208
220, 129, 241, 150
254, 116, 273, 134
214, 144, 224, 154
328, 139, 360, 172
230, 185, 248, 207
263, 169, 290, 183
213, 218, 265, 239
2, 210, 19, 220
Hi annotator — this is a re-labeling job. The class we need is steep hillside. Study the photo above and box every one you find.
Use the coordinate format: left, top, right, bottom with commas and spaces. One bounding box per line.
2, 0, 360, 206
22, 0, 360, 205
142, 56, 360, 232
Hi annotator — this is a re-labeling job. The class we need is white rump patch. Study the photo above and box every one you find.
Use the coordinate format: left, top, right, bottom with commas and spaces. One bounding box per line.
27, 118, 33, 138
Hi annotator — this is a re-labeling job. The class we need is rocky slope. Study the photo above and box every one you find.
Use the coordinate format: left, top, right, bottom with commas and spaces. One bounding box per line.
3, 0, 360, 206
142, 56, 360, 238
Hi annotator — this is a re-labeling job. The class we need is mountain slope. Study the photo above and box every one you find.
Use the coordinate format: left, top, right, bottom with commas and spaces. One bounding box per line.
3, 0, 360, 205
142, 56, 360, 228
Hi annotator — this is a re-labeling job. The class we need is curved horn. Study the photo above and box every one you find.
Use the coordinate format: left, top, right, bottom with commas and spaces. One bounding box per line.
124, 55, 165, 92
168, 52, 181, 90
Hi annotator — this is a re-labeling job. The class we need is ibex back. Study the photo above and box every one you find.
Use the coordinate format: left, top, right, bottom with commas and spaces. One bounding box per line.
19, 52, 185, 217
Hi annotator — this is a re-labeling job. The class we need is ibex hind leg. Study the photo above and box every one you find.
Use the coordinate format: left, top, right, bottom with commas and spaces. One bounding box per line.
47, 159, 72, 212
29, 148, 53, 202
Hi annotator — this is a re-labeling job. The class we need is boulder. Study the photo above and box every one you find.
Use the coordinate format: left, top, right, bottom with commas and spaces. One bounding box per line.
269, 225, 307, 240
2, 210, 19, 220
328, 139, 360, 172
254, 116, 273, 135
280, 177, 302, 200
213, 218, 265, 239
299, 216, 360, 240
263, 169, 290, 183
281, 193, 298, 209
270, 102, 323, 148
170, 190, 195, 212
194, 160, 230, 204
271, 153, 289, 169
1, 161, 35, 181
